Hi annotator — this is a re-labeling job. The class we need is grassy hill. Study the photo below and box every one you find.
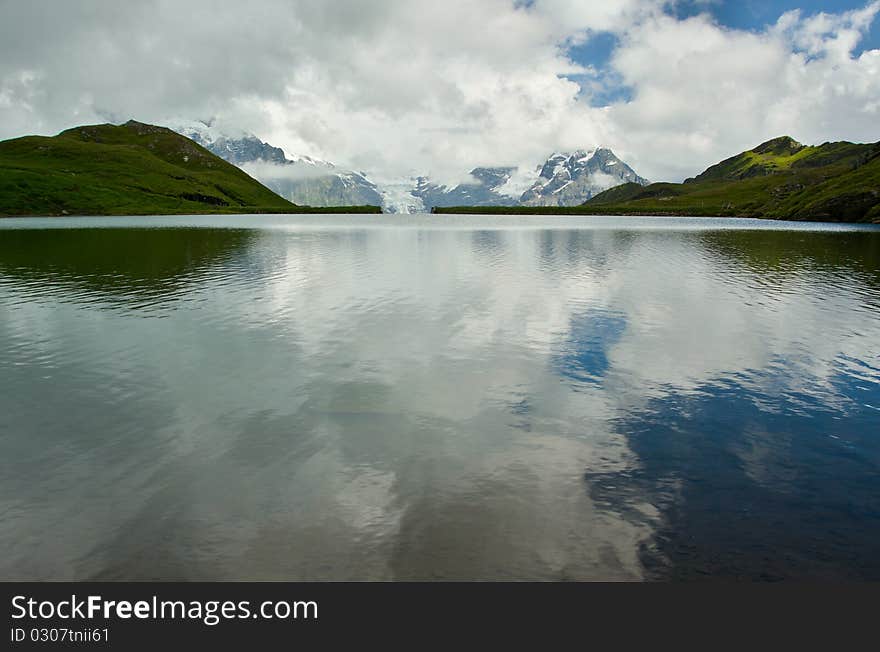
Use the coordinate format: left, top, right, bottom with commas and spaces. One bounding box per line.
433, 137, 880, 223
0, 121, 381, 216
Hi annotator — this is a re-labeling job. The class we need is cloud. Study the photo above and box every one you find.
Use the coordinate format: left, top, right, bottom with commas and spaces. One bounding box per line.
0, 1, 878, 183
2, 219, 877, 578
602, 2, 880, 180
776, 1, 880, 59
239, 160, 335, 182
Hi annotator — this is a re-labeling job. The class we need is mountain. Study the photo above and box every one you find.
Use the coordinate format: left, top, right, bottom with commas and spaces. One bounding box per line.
0, 121, 381, 216
167, 120, 647, 212
171, 121, 524, 211
410, 149, 648, 211
520, 149, 648, 206
434, 137, 880, 223
0, 121, 292, 216
411, 167, 519, 209
169, 120, 384, 209
581, 136, 880, 223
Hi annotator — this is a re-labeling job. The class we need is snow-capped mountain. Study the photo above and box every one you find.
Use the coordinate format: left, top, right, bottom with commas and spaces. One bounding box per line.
167, 119, 383, 208
166, 120, 647, 212
411, 167, 519, 209
405, 150, 648, 211
520, 149, 648, 207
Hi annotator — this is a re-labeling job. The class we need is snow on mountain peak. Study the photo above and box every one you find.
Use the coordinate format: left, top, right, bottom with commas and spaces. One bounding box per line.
163, 119, 647, 212
520, 148, 649, 207
164, 117, 248, 145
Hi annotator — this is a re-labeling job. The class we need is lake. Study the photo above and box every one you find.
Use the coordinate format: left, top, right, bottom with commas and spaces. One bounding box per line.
1, 214, 879, 581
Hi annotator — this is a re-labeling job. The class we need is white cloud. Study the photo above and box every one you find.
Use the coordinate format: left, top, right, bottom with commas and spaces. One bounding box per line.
603, 2, 880, 181
0, 1, 878, 183
239, 160, 333, 183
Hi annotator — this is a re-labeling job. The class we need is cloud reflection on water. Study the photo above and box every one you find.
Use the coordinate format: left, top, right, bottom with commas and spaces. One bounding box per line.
0, 217, 878, 580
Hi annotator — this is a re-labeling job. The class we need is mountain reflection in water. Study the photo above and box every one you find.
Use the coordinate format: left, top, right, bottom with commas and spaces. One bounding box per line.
0, 215, 878, 580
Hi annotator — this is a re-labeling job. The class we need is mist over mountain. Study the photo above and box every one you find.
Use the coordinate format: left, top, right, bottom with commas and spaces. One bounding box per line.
521, 149, 649, 207
168, 120, 648, 212
168, 119, 384, 209
0, 120, 303, 216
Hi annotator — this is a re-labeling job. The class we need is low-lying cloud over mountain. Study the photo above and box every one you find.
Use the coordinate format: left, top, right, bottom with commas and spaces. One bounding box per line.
170, 119, 384, 207
169, 120, 648, 211
410, 150, 648, 211
5, 1, 877, 186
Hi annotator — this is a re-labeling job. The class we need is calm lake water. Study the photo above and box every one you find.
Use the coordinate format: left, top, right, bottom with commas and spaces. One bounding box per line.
1, 214, 879, 581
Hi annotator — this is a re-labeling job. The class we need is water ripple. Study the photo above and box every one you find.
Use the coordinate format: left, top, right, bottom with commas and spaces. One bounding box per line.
1, 216, 879, 580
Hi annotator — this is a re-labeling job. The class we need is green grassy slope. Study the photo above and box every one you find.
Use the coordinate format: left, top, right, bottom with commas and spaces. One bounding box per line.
0, 121, 381, 216
433, 137, 880, 223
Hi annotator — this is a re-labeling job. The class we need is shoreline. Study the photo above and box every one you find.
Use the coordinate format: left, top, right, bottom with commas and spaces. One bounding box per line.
430, 206, 880, 224
0, 206, 383, 218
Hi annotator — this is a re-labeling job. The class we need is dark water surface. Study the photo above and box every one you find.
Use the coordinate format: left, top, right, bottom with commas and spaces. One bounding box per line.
1, 214, 879, 581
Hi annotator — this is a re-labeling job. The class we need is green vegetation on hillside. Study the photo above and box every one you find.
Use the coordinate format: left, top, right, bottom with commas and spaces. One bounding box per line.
434, 137, 880, 223
0, 121, 381, 216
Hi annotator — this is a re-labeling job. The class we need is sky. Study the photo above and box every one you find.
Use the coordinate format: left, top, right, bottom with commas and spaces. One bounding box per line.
0, 0, 878, 183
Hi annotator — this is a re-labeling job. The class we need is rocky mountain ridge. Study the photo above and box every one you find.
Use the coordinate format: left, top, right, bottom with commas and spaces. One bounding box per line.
167, 120, 648, 212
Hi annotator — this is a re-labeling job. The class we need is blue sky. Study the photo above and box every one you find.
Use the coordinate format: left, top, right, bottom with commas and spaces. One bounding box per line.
569, 1, 879, 68
567, 1, 879, 107
671, 0, 879, 51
